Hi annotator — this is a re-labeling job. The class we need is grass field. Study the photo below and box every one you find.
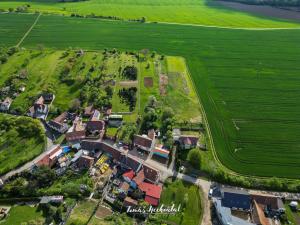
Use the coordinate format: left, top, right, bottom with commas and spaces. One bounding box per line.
0, 113, 45, 175
0, 0, 299, 28
1, 13, 300, 178
151, 179, 202, 225
1, 205, 45, 225
67, 200, 98, 225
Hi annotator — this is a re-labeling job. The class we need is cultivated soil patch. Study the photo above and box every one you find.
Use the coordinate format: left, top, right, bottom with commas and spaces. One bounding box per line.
216, 1, 300, 22
144, 77, 153, 87
159, 74, 168, 96
118, 80, 138, 87
95, 205, 112, 219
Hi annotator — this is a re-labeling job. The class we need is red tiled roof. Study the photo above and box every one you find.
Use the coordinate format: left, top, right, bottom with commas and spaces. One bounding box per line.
119, 182, 130, 192
124, 197, 138, 207
143, 164, 160, 183
123, 170, 135, 180
36, 146, 61, 167
133, 169, 145, 186
134, 135, 153, 149
252, 200, 270, 225
84, 105, 94, 116
65, 130, 86, 142
35, 96, 45, 105
86, 120, 105, 132
145, 195, 159, 206
179, 135, 199, 145
139, 182, 162, 199
53, 112, 68, 123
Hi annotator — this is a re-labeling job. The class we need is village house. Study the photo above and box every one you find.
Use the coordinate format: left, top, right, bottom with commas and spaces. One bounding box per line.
123, 197, 138, 208
0, 97, 12, 111
250, 192, 285, 215
221, 187, 251, 211
213, 198, 255, 225
65, 117, 86, 144
119, 182, 130, 194
36, 146, 62, 168
84, 105, 95, 118
108, 114, 123, 127
43, 93, 55, 104
27, 95, 49, 120
48, 112, 69, 133
152, 144, 170, 161
138, 182, 162, 206
86, 120, 105, 139
133, 134, 155, 152
77, 155, 94, 169
90, 109, 101, 121
178, 135, 199, 150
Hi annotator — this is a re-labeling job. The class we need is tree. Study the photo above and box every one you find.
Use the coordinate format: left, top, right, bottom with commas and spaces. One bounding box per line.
117, 123, 137, 145
187, 148, 201, 169
32, 166, 56, 188
69, 98, 81, 112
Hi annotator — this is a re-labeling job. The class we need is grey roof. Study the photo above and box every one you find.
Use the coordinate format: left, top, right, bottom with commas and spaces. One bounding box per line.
214, 199, 255, 225
222, 187, 249, 195
71, 150, 83, 163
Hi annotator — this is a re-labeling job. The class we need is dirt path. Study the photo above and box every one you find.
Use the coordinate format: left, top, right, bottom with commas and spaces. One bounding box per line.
16, 13, 41, 47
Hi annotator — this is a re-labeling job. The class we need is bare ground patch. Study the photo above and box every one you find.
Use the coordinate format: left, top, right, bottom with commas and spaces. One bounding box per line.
144, 77, 153, 87
159, 74, 168, 96
215, 1, 300, 22
118, 80, 138, 87
95, 205, 112, 219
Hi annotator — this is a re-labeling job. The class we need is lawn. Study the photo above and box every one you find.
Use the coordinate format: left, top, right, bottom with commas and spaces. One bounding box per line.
151, 179, 202, 225
1, 13, 300, 178
0, 0, 299, 28
0, 113, 45, 175
1, 205, 45, 225
284, 203, 300, 225
67, 200, 98, 225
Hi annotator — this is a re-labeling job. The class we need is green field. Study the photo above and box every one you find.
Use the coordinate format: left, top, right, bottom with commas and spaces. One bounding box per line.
151, 179, 202, 225
0, 113, 45, 175
0, 13, 37, 47
1, 205, 45, 225
0, 0, 299, 28
67, 200, 97, 225
1, 13, 300, 178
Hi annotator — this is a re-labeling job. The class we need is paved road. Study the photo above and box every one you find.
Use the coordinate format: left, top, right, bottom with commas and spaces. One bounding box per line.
145, 158, 212, 225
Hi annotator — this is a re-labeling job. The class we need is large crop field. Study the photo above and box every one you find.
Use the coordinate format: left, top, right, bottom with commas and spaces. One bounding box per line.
0, 0, 299, 28
1, 13, 300, 178
0, 13, 37, 46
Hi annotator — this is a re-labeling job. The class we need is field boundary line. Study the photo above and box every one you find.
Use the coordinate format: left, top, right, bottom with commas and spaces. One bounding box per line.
16, 13, 41, 47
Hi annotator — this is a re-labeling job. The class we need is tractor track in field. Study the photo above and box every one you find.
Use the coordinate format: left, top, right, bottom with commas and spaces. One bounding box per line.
16, 13, 41, 47
149, 21, 300, 30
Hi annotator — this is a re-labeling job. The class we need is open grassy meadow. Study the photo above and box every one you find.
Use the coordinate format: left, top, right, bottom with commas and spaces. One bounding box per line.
1, 13, 300, 178
0, 113, 45, 175
67, 200, 98, 225
0, 0, 299, 28
1, 205, 45, 225
151, 179, 202, 225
